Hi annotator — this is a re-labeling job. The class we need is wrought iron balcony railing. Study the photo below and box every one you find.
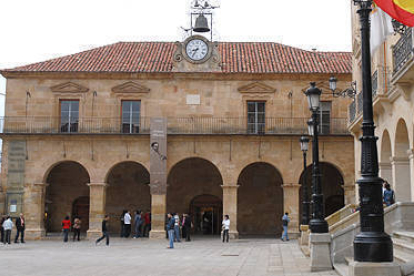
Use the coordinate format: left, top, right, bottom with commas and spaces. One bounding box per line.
349, 101, 356, 123
357, 92, 363, 114
372, 70, 378, 98
393, 27, 413, 74
0, 116, 349, 135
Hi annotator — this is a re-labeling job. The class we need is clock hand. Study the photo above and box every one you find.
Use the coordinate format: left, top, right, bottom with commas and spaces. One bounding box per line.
192, 48, 199, 57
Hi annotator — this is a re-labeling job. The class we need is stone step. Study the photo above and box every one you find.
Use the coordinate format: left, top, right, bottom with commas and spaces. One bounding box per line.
333, 263, 349, 276
394, 249, 414, 264
394, 231, 414, 244
392, 237, 414, 255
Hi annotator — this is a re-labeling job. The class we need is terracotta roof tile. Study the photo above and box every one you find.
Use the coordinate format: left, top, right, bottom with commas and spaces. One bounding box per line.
1, 42, 351, 74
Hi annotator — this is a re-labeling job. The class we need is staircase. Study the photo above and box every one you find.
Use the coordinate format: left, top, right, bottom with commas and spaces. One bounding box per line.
393, 231, 414, 264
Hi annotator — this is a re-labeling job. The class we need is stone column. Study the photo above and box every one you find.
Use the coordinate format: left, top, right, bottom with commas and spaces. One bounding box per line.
149, 194, 167, 239
408, 150, 414, 202
282, 183, 301, 237
391, 156, 412, 202
87, 182, 107, 239
24, 182, 48, 240
379, 162, 393, 185
221, 185, 239, 239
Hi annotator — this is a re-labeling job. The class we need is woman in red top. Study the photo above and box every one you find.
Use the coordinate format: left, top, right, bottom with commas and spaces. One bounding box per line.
61, 216, 71, 243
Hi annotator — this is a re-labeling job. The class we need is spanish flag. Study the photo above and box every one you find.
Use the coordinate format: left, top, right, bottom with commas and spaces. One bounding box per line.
374, 0, 414, 27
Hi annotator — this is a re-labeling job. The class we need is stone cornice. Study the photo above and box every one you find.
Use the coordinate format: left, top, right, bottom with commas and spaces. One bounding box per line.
237, 82, 276, 94
50, 82, 89, 93
111, 81, 150, 94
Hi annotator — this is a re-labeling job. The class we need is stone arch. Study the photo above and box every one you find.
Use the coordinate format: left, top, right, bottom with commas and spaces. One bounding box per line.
392, 119, 412, 201
167, 157, 223, 235
42, 159, 91, 184
237, 162, 284, 235
105, 161, 150, 234
380, 129, 393, 185
45, 161, 91, 233
298, 162, 345, 220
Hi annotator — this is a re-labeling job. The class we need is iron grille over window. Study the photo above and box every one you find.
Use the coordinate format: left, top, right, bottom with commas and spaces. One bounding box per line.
247, 102, 265, 134
317, 102, 331, 134
60, 100, 79, 133
122, 101, 141, 134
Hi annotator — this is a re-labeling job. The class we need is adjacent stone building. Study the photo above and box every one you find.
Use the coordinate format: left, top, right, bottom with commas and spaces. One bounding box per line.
0, 37, 354, 240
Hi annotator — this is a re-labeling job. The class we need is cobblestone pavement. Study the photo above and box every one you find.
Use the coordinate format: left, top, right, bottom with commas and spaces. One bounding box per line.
0, 237, 338, 276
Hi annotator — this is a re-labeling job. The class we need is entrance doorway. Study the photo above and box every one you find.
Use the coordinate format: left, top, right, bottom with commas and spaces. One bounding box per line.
72, 196, 90, 232
190, 195, 222, 235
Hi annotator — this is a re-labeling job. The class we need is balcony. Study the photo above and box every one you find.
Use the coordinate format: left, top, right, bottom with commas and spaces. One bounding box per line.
393, 27, 414, 82
0, 116, 350, 136
349, 101, 356, 123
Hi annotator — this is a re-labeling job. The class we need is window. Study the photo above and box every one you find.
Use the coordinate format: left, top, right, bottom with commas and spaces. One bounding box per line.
122, 101, 141, 133
60, 100, 79, 133
247, 102, 265, 134
318, 102, 331, 134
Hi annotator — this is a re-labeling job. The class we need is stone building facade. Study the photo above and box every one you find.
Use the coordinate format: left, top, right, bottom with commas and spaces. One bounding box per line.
350, 5, 414, 203
0, 39, 354, 239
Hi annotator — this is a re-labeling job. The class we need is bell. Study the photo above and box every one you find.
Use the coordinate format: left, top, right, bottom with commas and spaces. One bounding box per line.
193, 14, 210, 33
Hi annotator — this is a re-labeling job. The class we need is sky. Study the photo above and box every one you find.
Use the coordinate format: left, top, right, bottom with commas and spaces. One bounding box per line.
0, 0, 352, 106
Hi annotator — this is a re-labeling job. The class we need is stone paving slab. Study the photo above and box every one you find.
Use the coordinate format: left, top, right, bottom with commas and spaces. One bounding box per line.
0, 237, 338, 276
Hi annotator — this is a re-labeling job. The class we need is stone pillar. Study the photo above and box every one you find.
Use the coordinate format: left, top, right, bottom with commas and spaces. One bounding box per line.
379, 162, 393, 186
282, 184, 301, 237
24, 182, 48, 240
149, 194, 167, 239
408, 150, 414, 202
391, 156, 412, 202
310, 233, 333, 272
221, 185, 239, 239
87, 182, 107, 239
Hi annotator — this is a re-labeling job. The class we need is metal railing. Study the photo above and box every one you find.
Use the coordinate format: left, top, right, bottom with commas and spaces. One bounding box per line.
372, 70, 378, 98
393, 27, 413, 74
0, 116, 350, 135
349, 101, 356, 123
357, 92, 363, 114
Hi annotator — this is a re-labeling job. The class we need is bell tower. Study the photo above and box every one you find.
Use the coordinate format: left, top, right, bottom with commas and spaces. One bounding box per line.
172, 0, 221, 72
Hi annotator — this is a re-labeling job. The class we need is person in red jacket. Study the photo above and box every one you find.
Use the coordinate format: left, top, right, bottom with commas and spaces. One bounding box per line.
61, 216, 71, 243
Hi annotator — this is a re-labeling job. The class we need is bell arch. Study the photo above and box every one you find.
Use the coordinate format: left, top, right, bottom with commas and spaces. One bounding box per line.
237, 162, 284, 235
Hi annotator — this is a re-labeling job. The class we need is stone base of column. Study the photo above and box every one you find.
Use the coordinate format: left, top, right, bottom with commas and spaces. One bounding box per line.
87, 229, 102, 240
310, 233, 333, 272
24, 228, 45, 240
229, 231, 239, 239
149, 229, 166, 239
348, 260, 401, 276
299, 225, 310, 246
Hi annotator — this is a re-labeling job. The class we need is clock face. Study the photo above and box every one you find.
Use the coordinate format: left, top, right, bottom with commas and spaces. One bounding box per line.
186, 39, 209, 61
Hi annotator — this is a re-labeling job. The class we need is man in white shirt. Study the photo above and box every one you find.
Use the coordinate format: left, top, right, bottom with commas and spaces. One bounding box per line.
222, 215, 230, 243
124, 211, 132, 238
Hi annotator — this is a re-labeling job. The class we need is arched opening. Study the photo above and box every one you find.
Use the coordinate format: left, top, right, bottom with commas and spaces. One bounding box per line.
189, 195, 222, 235
45, 161, 90, 233
237, 162, 283, 235
394, 119, 412, 201
380, 130, 393, 185
299, 162, 344, 220
167, 158, 223, 235
106, 161, 150, 234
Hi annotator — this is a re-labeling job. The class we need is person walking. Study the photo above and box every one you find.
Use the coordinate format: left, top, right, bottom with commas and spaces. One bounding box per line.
133, 210, 142, 238
143, 212, 151, 237
184, 214, 192, 242
167, 213, 175, 249
281, 212, 290, 242
1, 215, 6, 243
72, 216, 81, 241
2, 215, 13, 244
173, 213, 181, 242
222, 215, 230, 243
124, 210, 132, 238
383, 182, 396, 206
61, 216, 71, 243
96, 215, 110, 246
14, 213, 25, 243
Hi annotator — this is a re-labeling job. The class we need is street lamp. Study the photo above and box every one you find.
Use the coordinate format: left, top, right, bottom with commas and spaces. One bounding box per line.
329, 76, 357, 99
300, 136, 310, 225
304, 82, 328, 233
352, 0, 393, 262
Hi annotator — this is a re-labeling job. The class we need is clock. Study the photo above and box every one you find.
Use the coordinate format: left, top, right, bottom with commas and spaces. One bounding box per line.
185, 38, 209, 61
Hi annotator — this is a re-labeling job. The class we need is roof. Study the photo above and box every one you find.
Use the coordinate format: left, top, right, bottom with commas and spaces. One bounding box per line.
1, 42, 351, 74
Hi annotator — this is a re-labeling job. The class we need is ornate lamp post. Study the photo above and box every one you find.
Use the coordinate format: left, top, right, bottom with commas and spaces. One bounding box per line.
352, 0, 393, 262
305, 82, 328, 233
300, 136, 310, 225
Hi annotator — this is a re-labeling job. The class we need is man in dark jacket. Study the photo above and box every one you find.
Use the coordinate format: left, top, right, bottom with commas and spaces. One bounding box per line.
96, 215, 110, 246
183, 214, 192, 242
15, 213, 25, 243
167, 213, 175, 249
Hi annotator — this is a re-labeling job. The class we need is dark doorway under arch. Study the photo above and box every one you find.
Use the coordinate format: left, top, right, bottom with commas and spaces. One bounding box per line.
299, 162, 345, 221
190, 194, 223, 235
72, 196, 90, 232
237, 162, 284, 235
45, 161, 90, 233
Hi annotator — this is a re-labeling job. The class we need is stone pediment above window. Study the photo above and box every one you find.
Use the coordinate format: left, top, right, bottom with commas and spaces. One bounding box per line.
50, 82, 89, 93
111, 82, 151, 94
238, 82, 276, 94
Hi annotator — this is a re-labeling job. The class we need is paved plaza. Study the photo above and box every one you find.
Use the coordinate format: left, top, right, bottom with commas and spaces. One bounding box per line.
0, 237, 338, 276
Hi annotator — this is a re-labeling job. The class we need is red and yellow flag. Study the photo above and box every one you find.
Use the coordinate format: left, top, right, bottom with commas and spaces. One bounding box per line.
374, 0, 414, 27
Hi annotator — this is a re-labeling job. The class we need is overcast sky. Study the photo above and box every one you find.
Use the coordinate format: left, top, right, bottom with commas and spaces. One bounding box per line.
0, 0, 352, 103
